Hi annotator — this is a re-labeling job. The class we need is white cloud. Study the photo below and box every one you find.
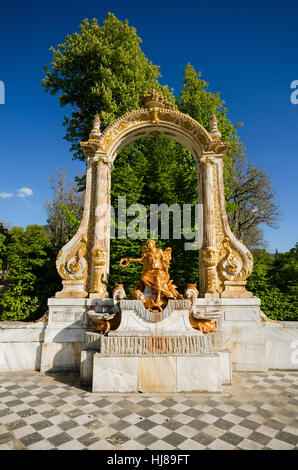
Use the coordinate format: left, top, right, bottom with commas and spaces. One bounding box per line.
17, 187, 33, 198
0, 191, 13, 199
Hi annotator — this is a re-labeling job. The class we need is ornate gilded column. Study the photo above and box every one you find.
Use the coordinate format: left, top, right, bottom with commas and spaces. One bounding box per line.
200, 155, 219, 298
89, 154, 112, 298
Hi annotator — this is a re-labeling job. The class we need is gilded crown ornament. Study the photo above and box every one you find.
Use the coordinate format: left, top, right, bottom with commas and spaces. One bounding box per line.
140, 90, 175, 110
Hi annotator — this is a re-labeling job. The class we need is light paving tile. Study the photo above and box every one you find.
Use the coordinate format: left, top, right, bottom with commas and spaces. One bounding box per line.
88, 439, 115, 450
222, 413, 243, 425
207, 438, 235, 450
38, 425, 63, 439
149, 424, 174, 439
173, 413, 194, 425
0, 413, 20, 424
237, 438, 264, 450
255, 424, 279, 438
283, 426, 298, 436
199, 413, 219, 425
174, 425, 198, 439
203, 424, 226, 439
23, 413, 45, 425
148, 439, 175, 450
147, 413, 168, 425
229, 424, 252, 439
13, 424, 36, 439
177, 439, 205, 450
119, 425, 145, 440
57, 440, 86, 450
121, 439, 146, 450
266, 438, 294, 450
26, 439, 55, 450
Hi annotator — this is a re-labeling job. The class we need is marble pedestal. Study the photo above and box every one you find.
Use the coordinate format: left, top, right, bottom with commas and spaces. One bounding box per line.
92, 353, 222, 393
83, 299, 231, 393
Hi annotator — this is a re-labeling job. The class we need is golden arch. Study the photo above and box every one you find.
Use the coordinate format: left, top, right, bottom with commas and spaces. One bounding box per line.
55, 91, 253, 299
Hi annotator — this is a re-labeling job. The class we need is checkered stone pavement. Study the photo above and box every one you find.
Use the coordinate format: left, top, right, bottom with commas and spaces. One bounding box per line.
0, 371, 297, 450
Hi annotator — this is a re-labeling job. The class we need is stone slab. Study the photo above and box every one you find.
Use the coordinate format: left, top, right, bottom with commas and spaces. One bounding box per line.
91, 353, 224, 392
0, 342, 42, 371
218, 350, 232, 384
43, 327, 87, 344
0, 323, 45, 342
231, 341, 268, 372
138, 356, 176, 393
80, 350, 96, 385
177, 355, 222, 392
92, 355, 138, 392
40, 342, 83, 372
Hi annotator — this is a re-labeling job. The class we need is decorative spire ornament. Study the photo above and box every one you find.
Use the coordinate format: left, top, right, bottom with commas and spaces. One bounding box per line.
210, 114, 221, 141
89, 113, 101, 140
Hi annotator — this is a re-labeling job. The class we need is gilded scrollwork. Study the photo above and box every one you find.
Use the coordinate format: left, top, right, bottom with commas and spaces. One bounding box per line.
57, 234, 88, 281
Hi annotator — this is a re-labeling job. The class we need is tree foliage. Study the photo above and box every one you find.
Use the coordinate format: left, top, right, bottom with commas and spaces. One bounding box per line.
45, 168, 84, 247
0, 225, 60, 321
247, 245, 298, 321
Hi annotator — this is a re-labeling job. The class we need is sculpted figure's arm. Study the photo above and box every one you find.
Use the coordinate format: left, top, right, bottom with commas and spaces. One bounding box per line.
119, 257, 143, 268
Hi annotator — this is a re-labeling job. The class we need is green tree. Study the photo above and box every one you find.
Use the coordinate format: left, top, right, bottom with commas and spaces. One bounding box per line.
0, 222, 9, 271
0, 225, 60, 321
42, 13, 171, 162
247, 246, 298, 321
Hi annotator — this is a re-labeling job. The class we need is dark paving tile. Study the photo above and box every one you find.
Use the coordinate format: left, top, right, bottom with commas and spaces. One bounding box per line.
160, 408, 179, 418
231, 409, 251, 418
248, 431, 272, 446
188, 420, 208, 431
257, 409, 272, 418
18, 409, 37, 418
238, 419, 260, 431
192, 432, 214, 446
138, 399, 156, 407
65, 409, 85, 419
161, 420, 183, 431
135, 419, 157, 432
137, 409, 156, 419
162, 432, 186, 447
0, 408, 12, 417
20, 432, 44, 446
183, 408, 203, 418
6, 419, 27, 431
114, 409, 134, 419
48, 432, 73, 447
220, 432, 244, 446
135, 432, 157, 447
262, 419, 284, 430
209, 408, 226, 418
0, 432, 14, 445
42, 409, 60, 419
93, 399, 111, 408
32, 420, 53, 431
105, 432, 130, 445
213, 419, 233, 431
159, 399, 178, 408
57, 420, 78, 432
275, 431, 298, 446
108, 420, 129, 432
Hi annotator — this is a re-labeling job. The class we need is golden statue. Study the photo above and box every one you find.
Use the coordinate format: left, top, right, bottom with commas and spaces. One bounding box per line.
120, 240, 182, 311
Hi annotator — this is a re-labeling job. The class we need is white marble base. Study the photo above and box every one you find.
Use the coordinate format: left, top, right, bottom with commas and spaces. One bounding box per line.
92, 353, 222, 393
93, 356, 138, 392
0, 342, 42, 371
40, 342, 84, 372
80, 350, 96, 385
0, 322, 45, 371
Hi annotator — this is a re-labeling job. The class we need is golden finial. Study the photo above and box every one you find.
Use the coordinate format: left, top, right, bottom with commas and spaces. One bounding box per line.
210, 114, 221, 141
89, 113, 101, 139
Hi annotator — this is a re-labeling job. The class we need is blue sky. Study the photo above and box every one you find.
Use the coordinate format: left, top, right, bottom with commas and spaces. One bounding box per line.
0, 0, 297, 252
